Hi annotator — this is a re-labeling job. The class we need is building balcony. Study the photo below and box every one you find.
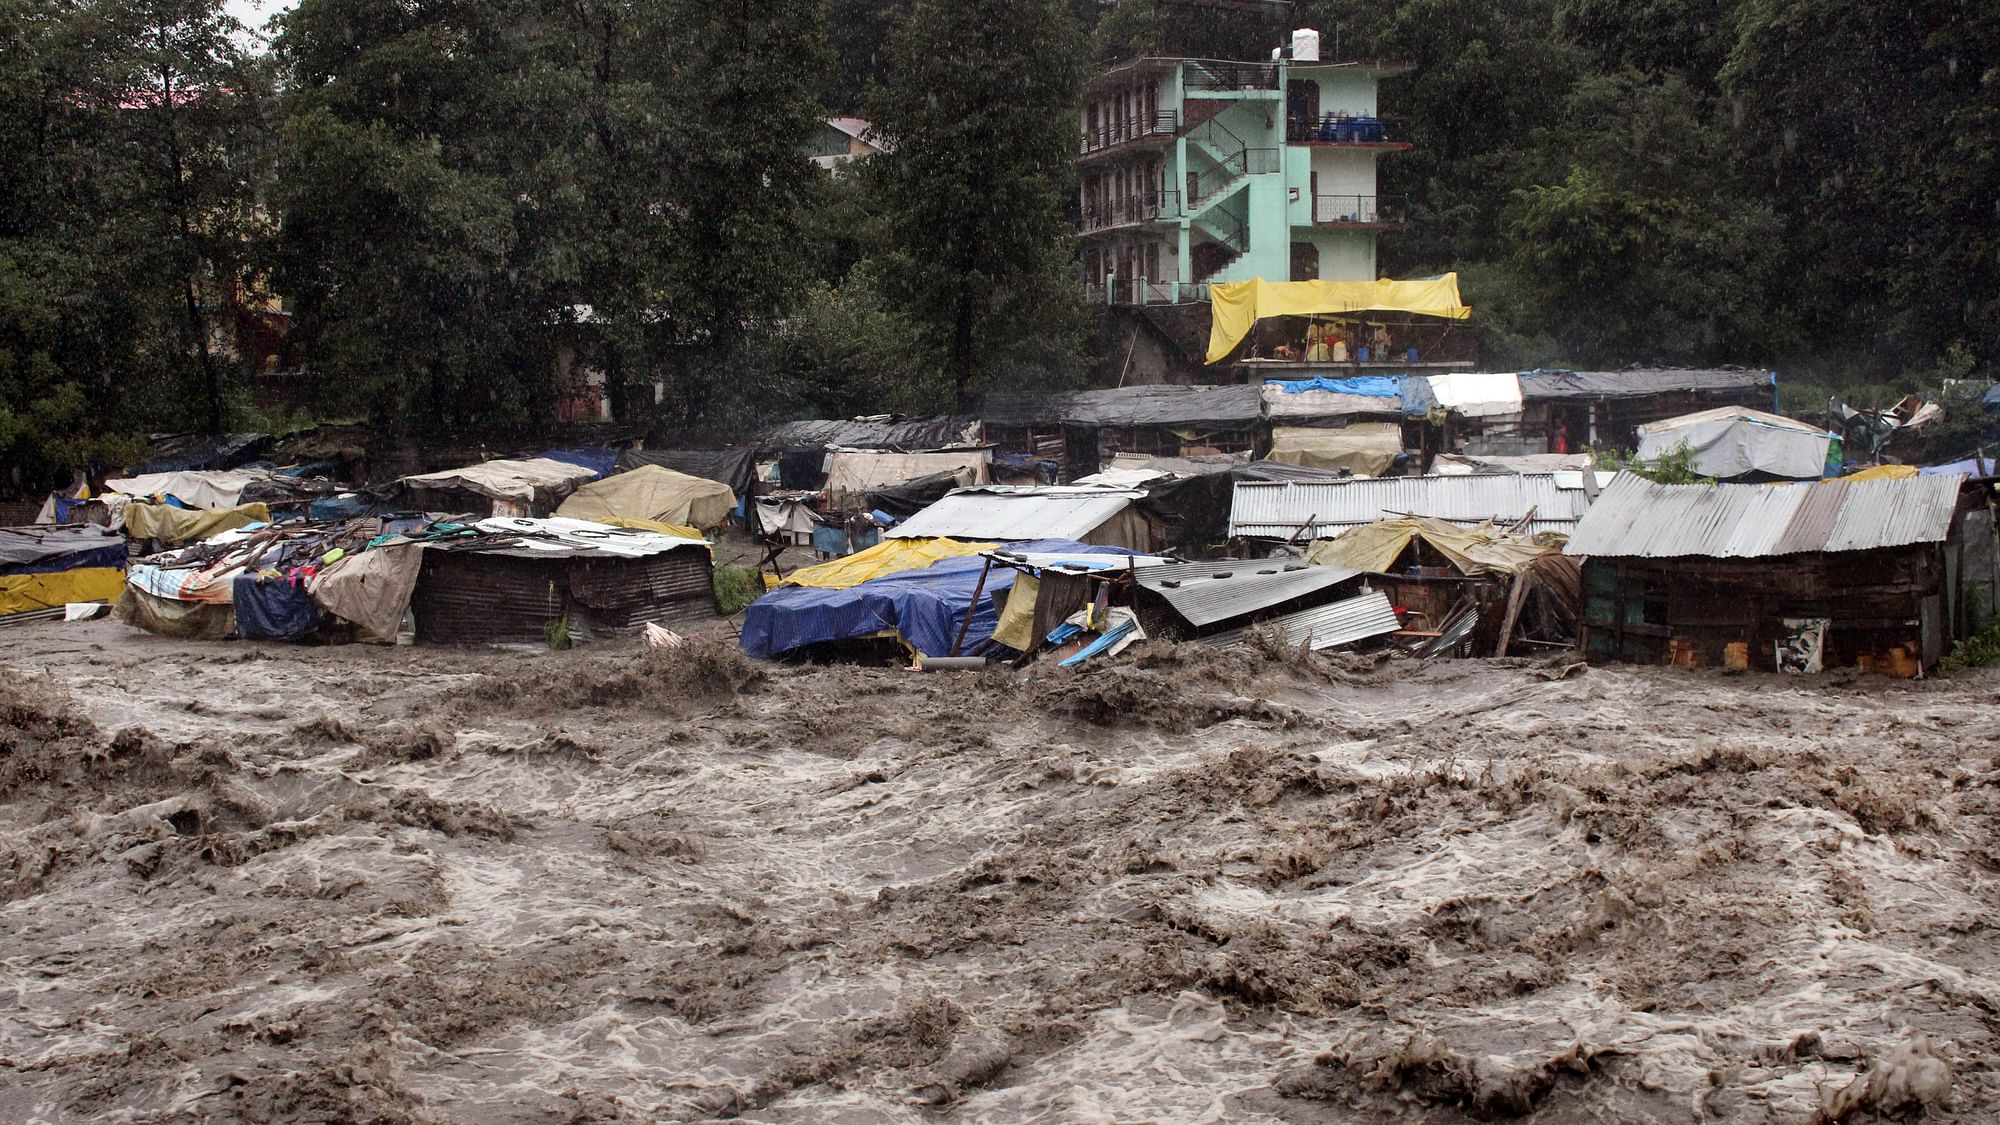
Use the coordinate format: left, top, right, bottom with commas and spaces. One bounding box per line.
1309, 194, 1409, 229
1079, 191, 1181, 234
1286, 115, 1411, 150
1085, 278, 1211, 307
1080, 111, 1180, 158
1184, 60, 1280, 92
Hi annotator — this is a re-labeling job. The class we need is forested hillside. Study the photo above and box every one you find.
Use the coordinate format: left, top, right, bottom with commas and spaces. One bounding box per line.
2, 0, 1995, 492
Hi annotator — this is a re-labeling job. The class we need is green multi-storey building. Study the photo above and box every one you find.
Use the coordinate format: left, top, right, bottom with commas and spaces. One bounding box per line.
1079, 33, 1410, 305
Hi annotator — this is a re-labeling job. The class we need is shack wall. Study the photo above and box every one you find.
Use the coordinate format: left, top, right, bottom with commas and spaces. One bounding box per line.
1580, 546, 1944, 675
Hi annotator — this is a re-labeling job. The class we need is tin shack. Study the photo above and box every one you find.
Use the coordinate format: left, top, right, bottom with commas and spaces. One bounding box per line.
1565, 472, 1994, 675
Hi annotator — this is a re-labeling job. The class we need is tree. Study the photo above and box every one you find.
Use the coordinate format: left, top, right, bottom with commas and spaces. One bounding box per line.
275, 0, 830, 431
865, 0, 1092, 409
0, 0, 269, 494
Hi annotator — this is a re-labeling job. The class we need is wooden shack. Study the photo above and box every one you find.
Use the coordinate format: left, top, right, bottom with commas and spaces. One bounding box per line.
1566, 473, 1994, 675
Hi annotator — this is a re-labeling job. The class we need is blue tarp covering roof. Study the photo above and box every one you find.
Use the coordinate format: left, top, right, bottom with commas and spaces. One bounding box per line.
741, 538, 1128, 659
1265, 376, 1403, 398
536, 448, 622, 478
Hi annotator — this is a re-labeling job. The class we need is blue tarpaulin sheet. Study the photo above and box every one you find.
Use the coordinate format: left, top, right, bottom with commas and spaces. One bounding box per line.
233, 573, 322, 640
308, 494, 396, 520
1266, 376, 1403, 398
537, 448, 621, 478
1399, 376, 1437, 418
741, 539, 1128, 659
1921, 457, 1997, 477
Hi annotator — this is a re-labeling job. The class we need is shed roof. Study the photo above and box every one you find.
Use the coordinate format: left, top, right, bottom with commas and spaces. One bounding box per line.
1229, 474, 1600, 539
1562, 472, 1965, 559
885, 486, 1141, 542
980, 384, 1265, 429
1518, 367, 1774, 401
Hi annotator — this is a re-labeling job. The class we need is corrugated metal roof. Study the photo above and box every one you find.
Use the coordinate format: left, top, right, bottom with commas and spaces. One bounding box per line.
1202, 591, 1402, 651
1229, 474, 1597, 539
1133, 559, 1363, 627
887, 487, 1140, 541
1562, 472, 1965, 558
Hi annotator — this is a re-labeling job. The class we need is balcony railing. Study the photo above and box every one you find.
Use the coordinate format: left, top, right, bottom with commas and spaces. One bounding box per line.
1079, 190, 1181, 233
1080, 110, 1179, 156
1312, 194, 1409, 227
1185, 61, 1280, 92
1287, 115, 1391, 145
1189, 148, 1279, 207
1087, 278, 1212, 307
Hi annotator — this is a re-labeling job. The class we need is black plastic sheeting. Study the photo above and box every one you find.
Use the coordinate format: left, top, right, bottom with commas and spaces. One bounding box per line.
614, 448, 758, 498
1139, 461, 1352, 551
982, 384, 1266, 429
761, 415, 980, 451
778, 450, 827, 491
867, 470, 968, 520
127, 432, 274, 475
1517, 368, 1775, 402
0, 525, 127, 573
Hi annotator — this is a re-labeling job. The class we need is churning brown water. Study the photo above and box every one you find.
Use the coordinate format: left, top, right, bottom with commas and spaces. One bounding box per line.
1, 620, 1992, 1122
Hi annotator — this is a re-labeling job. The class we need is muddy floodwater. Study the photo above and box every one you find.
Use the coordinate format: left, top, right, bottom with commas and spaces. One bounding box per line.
1, 620, 1993, 1123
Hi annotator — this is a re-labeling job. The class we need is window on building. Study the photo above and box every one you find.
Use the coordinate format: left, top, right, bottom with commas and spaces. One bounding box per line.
1290, 242, 1320, 282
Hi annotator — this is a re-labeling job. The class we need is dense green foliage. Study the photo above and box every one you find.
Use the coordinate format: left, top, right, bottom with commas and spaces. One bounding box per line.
2, 0, 1997, 493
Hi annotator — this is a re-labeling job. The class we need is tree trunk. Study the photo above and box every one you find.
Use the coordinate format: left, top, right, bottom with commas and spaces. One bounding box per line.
156, 45, 224, 435
950, 294, 976, 411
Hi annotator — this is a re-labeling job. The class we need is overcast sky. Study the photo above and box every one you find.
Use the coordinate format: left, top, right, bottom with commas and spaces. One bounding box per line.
226, 0, 294, 42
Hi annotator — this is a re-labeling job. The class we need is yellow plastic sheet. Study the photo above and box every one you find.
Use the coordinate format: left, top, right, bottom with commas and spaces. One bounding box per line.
1306, 516, 1561, 576
1206, 275, 1473, 363
123, 502, 271, 545
991, 575, 1040, 651
0, 568, 128, 617
1843, 464, 1919, 482
1266, 423, 1405, 476
599, 516, 708, 542
779, 537, 997, 590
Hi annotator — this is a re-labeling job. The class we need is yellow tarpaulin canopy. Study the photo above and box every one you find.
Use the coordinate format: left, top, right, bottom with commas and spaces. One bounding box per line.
1842, 464, 1919, 482
1305, 516, 1562, 576
776, 537, 998, 590
1206, 275, 1473, 363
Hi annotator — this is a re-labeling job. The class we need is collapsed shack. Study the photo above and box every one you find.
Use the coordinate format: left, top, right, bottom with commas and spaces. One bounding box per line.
0, 525, 128, 625
395, 458, 600, 518
1129, 558, 1400, 654
739, 539, 1133, 661
120, 518, 411, 641
981, 384, 1267, 481
410, 519, 717, 644
1306, 515, 1582, 656
1565, 472, 1996, 675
